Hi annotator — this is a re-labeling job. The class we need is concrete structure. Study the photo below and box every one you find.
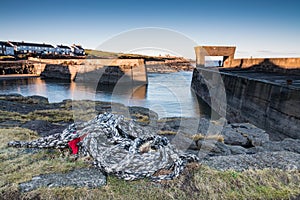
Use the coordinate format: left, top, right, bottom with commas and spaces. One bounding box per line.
192, 46, 300, 139
35, 58, 148, 85
75, 59, 147, 85
0, 41, 14, 55
194, 46, 236, 67
195, 45, 300, 73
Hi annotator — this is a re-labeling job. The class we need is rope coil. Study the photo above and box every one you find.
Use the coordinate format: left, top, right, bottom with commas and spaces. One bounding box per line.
8, 112, 199, 181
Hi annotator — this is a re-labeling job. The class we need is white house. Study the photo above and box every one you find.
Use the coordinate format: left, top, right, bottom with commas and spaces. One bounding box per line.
0, 41, 15, 55
8, 41, 55, 54
56, 45, 72, 55
71, 44, 85, 56
1, 40, 85, 57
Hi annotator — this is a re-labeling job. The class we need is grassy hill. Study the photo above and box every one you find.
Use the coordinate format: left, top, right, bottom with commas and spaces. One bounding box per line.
85, 49, 186, 61
84, 49, 120, 58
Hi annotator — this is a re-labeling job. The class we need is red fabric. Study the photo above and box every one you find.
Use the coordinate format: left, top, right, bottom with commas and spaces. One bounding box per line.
68, 132, 88, 154
68, 138, 80, 154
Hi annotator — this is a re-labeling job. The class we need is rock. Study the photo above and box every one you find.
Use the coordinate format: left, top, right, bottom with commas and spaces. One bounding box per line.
252, 138, 300, 154
188, 140, 248, 157
202, 151, 300, 171
221, 123, 269, 147
0, 94, 57, 114
27, 95, 49, 104
0, 120, 22, 128
19, 168, 107, 192
129, 106, 158, 126
21, 120, 68, 137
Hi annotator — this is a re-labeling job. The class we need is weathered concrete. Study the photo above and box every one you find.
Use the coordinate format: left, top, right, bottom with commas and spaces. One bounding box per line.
40, 64, 77, 80
191, 67, 300, 140
75, 59, 147, 85
228, 58, 300, 75
193, 46, 300, 140
37, 58, 147, 84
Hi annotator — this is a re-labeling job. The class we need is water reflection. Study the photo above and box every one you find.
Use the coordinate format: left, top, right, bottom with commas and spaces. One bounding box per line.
0, 72, 210, 118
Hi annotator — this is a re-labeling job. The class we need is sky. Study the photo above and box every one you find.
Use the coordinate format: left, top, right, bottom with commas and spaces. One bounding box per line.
0, 0, 300, 58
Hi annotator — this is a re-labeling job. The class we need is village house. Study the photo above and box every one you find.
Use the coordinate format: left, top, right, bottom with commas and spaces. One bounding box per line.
0, 41, 15, 55
8, 41, 55, 54
56, 45, 72, 55
1, 40, 85, 56
71, 44, 85, 56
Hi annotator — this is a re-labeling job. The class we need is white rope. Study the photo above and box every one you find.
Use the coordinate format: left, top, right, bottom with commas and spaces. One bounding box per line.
8, 112, 199, 181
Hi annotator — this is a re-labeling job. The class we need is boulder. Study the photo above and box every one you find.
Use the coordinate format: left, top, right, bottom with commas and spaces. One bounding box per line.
202, 151, 300, 171
19, 168, 106, 192
221, 123, 269, 147
21, 120, 68, 137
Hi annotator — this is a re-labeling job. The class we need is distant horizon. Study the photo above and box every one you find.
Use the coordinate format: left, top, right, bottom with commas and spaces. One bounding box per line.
1, 0, 299, 59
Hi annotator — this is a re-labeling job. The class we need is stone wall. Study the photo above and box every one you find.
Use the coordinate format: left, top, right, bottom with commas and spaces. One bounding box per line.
191, 67, 300, 140
0, 61, 38, 75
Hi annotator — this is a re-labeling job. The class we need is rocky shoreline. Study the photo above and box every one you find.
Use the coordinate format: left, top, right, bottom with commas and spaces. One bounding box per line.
1, 94, 300, 192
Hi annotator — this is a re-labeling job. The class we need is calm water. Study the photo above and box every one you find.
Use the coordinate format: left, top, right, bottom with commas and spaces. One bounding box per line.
0, 72, 210, 118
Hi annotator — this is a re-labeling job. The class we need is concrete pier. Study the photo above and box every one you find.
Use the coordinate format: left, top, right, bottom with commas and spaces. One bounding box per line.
192, 46, 300, 140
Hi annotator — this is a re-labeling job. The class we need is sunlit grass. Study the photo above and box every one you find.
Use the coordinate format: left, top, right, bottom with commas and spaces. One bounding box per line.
191, 133, 224, 143
158, 130, 177, 135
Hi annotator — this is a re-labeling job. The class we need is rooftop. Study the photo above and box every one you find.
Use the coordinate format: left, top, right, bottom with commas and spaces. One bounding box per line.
0, 41, 13, 47
57, 45, 71, 49
10, 41, 54, 48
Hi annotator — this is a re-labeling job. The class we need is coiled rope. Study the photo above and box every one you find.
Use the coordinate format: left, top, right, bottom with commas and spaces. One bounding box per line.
8, 112, 199, 181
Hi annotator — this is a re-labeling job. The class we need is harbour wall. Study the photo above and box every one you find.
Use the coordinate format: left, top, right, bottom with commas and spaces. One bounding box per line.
0, 58, 148, 85
225, 58, 300, 75
191, 67, 300, 140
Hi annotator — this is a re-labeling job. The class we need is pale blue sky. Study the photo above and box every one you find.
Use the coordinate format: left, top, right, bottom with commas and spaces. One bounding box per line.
0, 0, 299, 58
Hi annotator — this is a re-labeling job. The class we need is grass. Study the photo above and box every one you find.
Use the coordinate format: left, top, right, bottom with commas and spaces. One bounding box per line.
191, 133, 225, 143
158, 130, 177, 135
0, 107, 97, 125
27, 109, 74, 123
0, 108, 300, 199
131, 113, 150, 124
84, 49, 120, 58
0, 55, 15, 60
1, 129, 299, 200
0, 110, 28, 123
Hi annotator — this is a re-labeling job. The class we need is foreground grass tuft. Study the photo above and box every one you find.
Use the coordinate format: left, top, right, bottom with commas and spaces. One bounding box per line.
158, 130, 177, 135
191, 133, 225, 143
